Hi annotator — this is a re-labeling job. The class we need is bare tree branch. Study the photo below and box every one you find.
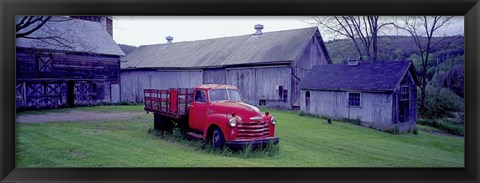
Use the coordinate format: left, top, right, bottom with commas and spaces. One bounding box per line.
16, 16, 52, 38
310, 16, 393, 62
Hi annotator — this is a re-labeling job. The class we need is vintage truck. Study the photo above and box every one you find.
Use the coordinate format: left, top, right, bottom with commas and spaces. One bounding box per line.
144, 84, 279, 149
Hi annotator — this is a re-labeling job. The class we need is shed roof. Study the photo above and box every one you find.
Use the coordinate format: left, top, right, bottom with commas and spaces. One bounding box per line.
121, 27, 319, 69
16, 16, 125, 56
299, 61, 419, 92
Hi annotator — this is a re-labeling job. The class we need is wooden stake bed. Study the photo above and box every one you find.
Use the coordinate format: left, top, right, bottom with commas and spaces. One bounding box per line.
144, 88, 194, 119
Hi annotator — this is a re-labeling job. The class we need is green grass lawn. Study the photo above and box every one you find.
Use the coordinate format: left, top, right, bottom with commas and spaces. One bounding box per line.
16, 105, 464, 167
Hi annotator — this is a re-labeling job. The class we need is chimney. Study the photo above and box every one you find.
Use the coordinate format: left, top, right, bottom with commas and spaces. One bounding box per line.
166, 36, 173, 44
347, 59, 359, 66
100, 17, 113, 37
254, 24, 263, 35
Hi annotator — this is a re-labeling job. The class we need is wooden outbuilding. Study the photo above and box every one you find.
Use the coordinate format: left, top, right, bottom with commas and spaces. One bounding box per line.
16, 16, 125, 110
121, 25, 331, 109
299, 60, 420, 132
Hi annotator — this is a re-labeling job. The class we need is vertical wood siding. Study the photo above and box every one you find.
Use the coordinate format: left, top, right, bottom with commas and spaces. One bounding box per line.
120, 70, 203, 103
291, 32, 328, 106
225, 67, 292, 108
254, 67, 291, 108
300, 90, 394, 130
203, 68, 226, 84
225, 68, 258, 106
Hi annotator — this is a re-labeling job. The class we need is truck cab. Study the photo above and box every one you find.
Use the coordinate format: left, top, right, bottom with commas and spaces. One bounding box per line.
144, 84, 279, 149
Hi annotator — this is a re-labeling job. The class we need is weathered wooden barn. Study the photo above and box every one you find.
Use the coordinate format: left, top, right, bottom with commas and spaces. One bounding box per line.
16, 16, 125, 110
121, 25, 331, 109
298, 61, 419, 133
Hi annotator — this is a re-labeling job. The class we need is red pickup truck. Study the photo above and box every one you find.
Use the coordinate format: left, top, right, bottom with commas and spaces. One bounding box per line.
144, 84, 279, 149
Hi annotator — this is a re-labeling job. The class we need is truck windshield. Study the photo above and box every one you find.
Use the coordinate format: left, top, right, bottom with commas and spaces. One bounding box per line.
209, 89, 241, 102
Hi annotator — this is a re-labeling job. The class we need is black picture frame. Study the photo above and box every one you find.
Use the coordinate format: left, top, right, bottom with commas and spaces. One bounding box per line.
1, 0, 479, 182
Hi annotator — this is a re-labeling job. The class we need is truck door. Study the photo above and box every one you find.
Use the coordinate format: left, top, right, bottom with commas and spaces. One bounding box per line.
189, 89, 208, 131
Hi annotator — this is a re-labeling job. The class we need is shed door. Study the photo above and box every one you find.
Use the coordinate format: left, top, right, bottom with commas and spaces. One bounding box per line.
399, 86, 410, 122
305, 91, 311, 113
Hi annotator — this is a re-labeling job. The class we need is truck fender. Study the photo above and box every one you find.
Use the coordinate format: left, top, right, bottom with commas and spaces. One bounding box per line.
203, 113, 229, 140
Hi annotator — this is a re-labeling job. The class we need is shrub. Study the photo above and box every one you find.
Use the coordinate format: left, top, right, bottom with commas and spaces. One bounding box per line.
384, 125, 401, 134
420, 86, 464, 119
342, 117, 361, 125
417, 118, 464, 135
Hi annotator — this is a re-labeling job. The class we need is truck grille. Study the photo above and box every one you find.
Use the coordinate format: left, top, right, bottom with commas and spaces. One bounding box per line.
237, 120, 270, 139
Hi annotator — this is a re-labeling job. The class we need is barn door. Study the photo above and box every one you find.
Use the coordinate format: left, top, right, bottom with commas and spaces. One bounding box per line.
16, 82, 25, 107
23, 82, 64, 109
26, 83, 44, 107
74, 81, 96, 106
44, 83, 63, 106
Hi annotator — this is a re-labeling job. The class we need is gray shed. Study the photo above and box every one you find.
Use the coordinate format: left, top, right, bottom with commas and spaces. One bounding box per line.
121, 26, 331, 109
298, 61, 420, 133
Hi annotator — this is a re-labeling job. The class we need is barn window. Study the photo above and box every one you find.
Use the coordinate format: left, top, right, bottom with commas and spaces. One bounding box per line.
348, 92, 361, 107
36, 54, 53, 72
277, 85, 284, 98
194, 90, 206, 103
401, 86, 409, 101
259, 99, 266, 106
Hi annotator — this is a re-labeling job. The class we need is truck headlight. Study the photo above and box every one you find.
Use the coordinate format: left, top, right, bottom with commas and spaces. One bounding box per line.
229, 117, 236, 127
270, 117, 276, 125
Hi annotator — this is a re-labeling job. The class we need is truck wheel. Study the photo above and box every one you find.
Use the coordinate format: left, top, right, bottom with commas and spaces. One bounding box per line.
211, 127, 225, 149
154, 114, 173, 133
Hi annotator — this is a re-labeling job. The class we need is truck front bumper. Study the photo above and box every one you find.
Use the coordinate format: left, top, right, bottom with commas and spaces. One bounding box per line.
226, 137, 279, 149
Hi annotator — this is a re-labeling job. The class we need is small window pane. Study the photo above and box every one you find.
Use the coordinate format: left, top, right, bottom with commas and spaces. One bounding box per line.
401, 86, 409, 100
348, 93, 360, 107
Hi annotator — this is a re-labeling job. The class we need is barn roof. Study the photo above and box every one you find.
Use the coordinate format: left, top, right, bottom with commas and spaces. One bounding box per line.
16, 16, 125, 56
121, 27, 320, 69
299, 61, 419, 92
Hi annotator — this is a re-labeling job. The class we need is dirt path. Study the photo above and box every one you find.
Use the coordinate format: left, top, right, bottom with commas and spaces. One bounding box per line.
17, 110, 145, 123
420, 129, 464, 138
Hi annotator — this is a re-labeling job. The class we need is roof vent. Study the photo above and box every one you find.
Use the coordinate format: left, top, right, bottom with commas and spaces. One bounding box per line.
347, 59, 359, 66
254, 24, 263, 35
166, 35, 173, 44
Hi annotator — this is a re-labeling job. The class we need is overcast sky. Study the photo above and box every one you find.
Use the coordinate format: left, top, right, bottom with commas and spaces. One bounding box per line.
113, 16, 464, 47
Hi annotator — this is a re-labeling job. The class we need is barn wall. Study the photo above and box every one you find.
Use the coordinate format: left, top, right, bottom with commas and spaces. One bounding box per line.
16, 49, 120, 109
225, 68, 257, 106
255, 67, 292, 108
291, 32, 328, 106
300, 90, 394, 130
203, 68, 226, 84
120, 70, 203, 103
225, 66, 291, 108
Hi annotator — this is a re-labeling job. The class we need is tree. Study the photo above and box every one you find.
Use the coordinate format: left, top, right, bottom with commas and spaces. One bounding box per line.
393, 16, 454, 118
16, 16, 52, 38
309, 16, 392, 62
16, 16, 92, 51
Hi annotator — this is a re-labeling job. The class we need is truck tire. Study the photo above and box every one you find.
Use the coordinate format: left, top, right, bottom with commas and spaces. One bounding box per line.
154, 114, 173, 133
211, 127, 225, 149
